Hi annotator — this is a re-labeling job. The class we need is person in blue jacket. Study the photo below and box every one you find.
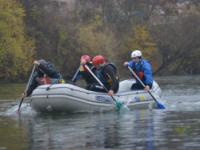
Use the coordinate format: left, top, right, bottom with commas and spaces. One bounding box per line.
124, 50, 153, 91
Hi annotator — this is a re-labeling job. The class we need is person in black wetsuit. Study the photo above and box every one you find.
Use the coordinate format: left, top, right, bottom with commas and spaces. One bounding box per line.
90, 55, 119, 96
72, 55, 97, 90
25, 59, 63, 97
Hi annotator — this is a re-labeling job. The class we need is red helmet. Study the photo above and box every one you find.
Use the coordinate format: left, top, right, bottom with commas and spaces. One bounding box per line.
81, 55, 91, 63
92, 55, 105, 66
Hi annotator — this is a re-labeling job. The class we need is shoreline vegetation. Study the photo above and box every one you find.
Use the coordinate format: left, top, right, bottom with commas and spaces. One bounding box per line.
0, 0, 200, 82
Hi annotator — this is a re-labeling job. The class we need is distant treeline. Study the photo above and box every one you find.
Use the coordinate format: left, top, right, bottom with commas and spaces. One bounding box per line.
0, 0, 200, 81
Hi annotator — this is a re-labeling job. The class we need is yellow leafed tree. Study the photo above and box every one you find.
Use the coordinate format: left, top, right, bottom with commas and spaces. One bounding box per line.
0, 0, 35, 80
77, 15, 117, 61
126, 25, 162, 71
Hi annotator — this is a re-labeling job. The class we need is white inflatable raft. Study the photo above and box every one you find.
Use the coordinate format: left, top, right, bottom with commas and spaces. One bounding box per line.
29, 79, 162, 113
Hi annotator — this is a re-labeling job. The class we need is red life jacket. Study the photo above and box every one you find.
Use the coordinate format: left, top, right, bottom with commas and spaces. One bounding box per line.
137, 71, 144, 80
39, 76, 51, 84
133, 62, 145, 80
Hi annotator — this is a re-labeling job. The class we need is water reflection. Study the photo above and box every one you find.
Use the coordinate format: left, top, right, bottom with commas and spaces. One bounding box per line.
0, 116, 28, 150
0, 103, 200, 150
15, 110, 158, 149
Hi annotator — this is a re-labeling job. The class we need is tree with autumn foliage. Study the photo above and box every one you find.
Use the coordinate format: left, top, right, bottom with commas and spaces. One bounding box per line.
121, 25, 162, 72
77, 15, 117, 61
0, 0, 34, 81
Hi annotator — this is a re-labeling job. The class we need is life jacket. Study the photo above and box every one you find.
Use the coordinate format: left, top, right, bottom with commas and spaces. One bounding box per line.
39, 76, 51, 84
132, 62, 145, 80
107, 63, 117, 73
137, 72, 144, 80
96, 63, 118, 88
39, 75, 65, 85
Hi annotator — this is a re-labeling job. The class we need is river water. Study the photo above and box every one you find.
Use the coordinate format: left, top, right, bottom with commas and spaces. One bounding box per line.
0, 75, 200, 150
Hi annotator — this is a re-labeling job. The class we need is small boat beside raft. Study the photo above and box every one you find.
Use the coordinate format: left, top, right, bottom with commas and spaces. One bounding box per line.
28, 79, 162, 113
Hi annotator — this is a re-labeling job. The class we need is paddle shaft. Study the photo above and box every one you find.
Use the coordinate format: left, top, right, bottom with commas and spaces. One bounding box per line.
127, 66, 160, 104
84, 65, 117, 103
18, 65, 36, 111
71, 66, 80, 82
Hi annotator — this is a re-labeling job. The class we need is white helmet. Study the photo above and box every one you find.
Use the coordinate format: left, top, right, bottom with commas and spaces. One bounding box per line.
131, 50, 142, 58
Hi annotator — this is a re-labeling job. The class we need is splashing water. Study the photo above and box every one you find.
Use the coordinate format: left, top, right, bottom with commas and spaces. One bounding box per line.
4, 103, 36, 117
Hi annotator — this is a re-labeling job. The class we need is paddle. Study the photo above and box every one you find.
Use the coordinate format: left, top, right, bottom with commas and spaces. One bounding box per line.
127, 66, 165, 109
18, 65, 36, 112
71, 66, 80, 83
84, 64, 124, 111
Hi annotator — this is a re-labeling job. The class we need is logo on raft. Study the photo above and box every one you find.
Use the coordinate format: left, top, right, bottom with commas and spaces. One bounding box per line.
95, 96, 113, 104
129, 95, 146, 103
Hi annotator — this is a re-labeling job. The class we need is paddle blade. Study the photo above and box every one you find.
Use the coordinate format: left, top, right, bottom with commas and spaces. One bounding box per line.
115, 101, 123, 111
115, 100, 130, 112
156, 101, 165, 109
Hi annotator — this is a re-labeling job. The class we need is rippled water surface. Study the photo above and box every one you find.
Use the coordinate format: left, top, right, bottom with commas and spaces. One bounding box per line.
0, 76, 200, 150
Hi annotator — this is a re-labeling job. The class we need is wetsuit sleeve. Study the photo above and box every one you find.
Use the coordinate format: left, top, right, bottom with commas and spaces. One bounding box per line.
80, 63, 96, 85
103, 65, 119, 93
128, 60, 135, 78
143, 61, 153, 86
38, 63, 56, 76
38, 62, 61, 79
128, 60, 134, 68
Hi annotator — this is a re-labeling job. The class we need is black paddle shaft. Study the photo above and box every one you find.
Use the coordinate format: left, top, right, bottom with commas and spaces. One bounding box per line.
18, 65, 36, 111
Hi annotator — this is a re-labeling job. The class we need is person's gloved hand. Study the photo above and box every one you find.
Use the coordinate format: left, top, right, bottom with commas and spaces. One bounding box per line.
144, 85, 150, 91
33, 60, 40, 66
123, 62, 129, 67
80, 59, 87, 65
21, 92, 27, 99
108, 90, 114, 96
